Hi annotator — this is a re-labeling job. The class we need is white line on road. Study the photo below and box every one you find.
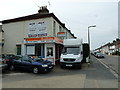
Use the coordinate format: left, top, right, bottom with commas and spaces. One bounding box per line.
97, 59, 109, 69
96, 58, 118, 79
109, 69, 118, 78
3, 73, 26, 76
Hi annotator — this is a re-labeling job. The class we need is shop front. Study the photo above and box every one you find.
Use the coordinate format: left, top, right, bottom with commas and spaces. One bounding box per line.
22, 37, 63, 65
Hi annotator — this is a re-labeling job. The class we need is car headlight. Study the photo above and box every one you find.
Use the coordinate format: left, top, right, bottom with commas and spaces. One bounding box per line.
42, 64, 48, 67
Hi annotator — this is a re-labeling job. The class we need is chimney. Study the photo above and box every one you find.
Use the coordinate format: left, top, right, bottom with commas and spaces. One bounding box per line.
38, 6, 49, 14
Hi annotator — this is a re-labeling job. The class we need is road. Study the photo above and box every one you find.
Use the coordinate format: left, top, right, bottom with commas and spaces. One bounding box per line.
1, 55, 119, 88
97, 55, 118, 74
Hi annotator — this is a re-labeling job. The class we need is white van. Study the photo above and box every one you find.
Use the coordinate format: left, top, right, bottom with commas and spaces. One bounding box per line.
60, 39, 83, 68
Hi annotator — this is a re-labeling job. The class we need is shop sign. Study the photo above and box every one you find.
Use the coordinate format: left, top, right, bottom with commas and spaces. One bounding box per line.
57, 32, 65, 37
25, 37, 63, 44
28, 22, 47, 37
26, 40, 55, 43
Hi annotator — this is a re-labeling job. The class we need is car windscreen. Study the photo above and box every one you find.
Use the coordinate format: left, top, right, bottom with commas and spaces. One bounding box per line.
5, 55, 15, 59
62, 47, 80, 55
22, 56, 32, 61
14, 56, 22, 60
96, 53, 104, 55
33, 58, 44, 62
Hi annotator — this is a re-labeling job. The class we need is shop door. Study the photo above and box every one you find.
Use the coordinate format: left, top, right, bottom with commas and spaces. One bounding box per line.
45, 44, 55, 64
35, 44, 41, 56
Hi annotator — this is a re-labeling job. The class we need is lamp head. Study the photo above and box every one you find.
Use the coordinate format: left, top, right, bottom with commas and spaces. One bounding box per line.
88, 25, 96, 28
92, 25, 96, 27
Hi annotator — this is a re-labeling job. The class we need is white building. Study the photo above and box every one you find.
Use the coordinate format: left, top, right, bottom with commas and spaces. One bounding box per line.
2, 6, 76, 64
101, 43, 110, 54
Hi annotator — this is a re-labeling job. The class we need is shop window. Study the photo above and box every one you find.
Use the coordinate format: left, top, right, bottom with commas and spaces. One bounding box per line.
16, 45, 21, 55
26, 45, 35, 55
47, 47, 53, 56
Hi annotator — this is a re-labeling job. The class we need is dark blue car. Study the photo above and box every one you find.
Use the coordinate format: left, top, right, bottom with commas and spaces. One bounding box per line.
9, 56, 54, 74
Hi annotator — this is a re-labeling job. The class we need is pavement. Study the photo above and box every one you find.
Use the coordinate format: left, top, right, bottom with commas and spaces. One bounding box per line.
3, 74, 86, 88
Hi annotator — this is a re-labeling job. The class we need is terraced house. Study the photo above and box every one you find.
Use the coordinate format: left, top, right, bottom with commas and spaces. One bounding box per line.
0, 25, 4, 56
95, 38, 120, 56
1, 6, 76, 64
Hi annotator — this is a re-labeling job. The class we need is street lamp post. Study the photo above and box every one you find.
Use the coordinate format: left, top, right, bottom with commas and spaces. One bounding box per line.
88, 25, 96, 60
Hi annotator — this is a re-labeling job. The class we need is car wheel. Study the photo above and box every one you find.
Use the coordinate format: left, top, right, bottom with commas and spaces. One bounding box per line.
33, 67, 39, 74
10, 65, 15, 71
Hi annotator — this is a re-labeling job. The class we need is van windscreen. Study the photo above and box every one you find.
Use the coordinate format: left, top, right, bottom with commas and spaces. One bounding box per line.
62, 47, 80, 55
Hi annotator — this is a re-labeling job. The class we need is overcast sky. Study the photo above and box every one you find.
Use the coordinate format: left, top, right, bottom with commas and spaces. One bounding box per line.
0, 0, 119, 50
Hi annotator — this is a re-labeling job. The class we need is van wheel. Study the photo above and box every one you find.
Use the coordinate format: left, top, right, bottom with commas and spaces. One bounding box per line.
10, 65, 15, 71
33, 67, 39, 74
60, 65, 64, 69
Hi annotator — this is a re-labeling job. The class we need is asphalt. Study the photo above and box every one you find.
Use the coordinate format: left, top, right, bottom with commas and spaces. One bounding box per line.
96, 55, 118, 75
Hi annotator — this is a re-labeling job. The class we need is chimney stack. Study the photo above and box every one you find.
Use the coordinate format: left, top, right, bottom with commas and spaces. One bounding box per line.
38, 6, 49, 14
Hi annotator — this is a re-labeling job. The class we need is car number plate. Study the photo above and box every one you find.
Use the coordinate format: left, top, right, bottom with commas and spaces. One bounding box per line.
49, 66, 53, 68
66, 64, 72, 67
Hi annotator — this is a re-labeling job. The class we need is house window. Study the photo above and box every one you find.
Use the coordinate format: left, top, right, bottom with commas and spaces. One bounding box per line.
59, 26, 62, 32
16, 45, 21, 55
53, 21, 56, 36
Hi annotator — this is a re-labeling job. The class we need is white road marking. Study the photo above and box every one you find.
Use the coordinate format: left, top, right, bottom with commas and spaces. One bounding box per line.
96, 58, 118, 79
4, 73, 26, 76
109, 69, 118, 78
97, 59, 109, 69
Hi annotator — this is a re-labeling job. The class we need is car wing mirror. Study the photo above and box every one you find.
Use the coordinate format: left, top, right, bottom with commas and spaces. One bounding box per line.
29, 60, 32, 63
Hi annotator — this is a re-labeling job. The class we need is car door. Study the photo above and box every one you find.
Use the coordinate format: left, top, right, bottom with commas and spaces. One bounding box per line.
13, 56, 23, 69
20, 56, 33, 70
21, 59, 32, 70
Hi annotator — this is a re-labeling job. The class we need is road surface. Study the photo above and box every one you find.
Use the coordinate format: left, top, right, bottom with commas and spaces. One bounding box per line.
97, 55, 118, 74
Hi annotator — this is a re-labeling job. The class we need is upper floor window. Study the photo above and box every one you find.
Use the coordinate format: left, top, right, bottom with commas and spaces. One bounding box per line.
59, 26, 62, 32
53, 21, 56, 36
16, 45, 21, 55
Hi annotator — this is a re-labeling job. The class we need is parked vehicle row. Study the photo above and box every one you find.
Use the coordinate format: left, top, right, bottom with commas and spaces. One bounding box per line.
0, 58, 8, 71
2, 54, 54, 74
1, 54, 14, 71
2, 39, 90, 74
2, 54, 16, 69
91, 51, 105, 58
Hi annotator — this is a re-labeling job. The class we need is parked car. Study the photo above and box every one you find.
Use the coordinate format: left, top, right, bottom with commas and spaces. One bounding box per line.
0, 58, 8, 71
9, 55, 54, 74
95, 53, 105, 58
92, 51, 98, 56
2, 54, 16, 69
